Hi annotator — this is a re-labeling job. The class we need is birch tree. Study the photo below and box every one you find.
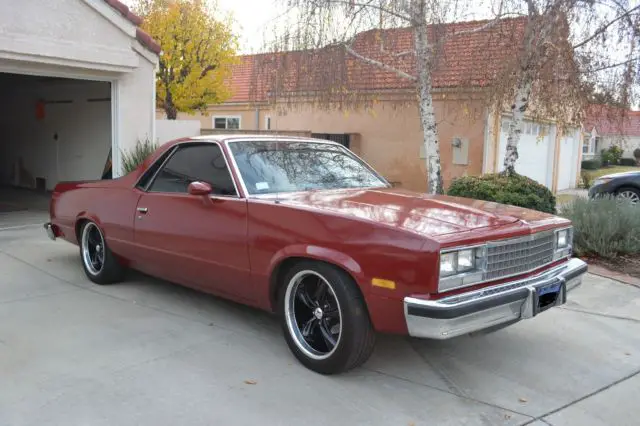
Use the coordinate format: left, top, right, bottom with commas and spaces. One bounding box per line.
255, 0, 508, 194
497, 0, 640, 174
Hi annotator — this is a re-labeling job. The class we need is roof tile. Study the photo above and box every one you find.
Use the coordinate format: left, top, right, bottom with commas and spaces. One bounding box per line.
228, 18, 526, 103
103, 0, 161, 54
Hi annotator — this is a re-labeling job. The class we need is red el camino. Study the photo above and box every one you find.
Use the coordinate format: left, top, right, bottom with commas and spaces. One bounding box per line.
44, 136, 587, 374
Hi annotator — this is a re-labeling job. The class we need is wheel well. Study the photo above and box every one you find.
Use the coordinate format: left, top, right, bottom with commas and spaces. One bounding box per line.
615, 185, 640, 194
75, 219, 88, 244
269, 257, 366, 312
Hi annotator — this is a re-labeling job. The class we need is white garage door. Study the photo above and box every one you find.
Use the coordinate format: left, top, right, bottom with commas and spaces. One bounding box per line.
499, 119, 552, 187
557, 133, 577, 191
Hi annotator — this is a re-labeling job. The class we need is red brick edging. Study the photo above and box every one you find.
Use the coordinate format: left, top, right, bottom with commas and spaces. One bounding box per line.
586, 262, 640, 288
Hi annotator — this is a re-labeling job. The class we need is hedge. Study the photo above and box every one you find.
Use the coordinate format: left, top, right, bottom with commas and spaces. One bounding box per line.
620, 158, 638, 166
581, 159, 602, 170
447, 173, 556, 214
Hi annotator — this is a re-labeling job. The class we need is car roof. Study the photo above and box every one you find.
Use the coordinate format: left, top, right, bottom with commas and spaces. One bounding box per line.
187, 134, 342, 145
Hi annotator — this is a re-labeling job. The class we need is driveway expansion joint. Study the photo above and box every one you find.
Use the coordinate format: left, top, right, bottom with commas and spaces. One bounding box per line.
519, 369, 640, 426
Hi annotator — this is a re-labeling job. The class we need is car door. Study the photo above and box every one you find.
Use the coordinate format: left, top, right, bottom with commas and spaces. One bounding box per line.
133, 142, 253, 302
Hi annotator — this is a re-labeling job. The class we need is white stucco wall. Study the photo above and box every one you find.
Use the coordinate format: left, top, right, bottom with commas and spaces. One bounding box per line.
0, 0, 158, 181
599, 135, 640, 158
115, 55, 157, 172
156, 119, 202, 145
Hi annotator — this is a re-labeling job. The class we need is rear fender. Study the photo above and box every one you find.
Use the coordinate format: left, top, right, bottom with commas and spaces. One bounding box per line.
74, 212, 103, 242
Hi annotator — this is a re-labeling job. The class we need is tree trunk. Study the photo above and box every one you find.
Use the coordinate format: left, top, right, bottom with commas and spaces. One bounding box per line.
412, 4, 443, 194
503, 76, 532, 175
164, 89, 177, 120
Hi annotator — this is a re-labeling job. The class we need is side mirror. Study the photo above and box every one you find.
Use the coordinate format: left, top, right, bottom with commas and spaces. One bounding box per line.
187, 181, 212, 196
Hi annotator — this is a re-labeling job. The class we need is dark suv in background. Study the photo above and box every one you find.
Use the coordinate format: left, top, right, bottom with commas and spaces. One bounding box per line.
588, 171, 640, 204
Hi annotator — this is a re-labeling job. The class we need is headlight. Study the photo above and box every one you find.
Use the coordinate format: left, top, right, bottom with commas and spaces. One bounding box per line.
439, 252, 457, 277
553, 227, 573, 260
457, 249, 475, 272
556, 229, 568, 248
438, 246, 485, 291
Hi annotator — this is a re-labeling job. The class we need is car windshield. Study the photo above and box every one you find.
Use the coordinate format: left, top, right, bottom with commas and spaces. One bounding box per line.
228, 140, 388, 195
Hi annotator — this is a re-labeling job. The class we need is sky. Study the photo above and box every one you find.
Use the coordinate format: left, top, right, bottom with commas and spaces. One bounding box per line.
122, 0, 496, 53
215, 0, 282, 53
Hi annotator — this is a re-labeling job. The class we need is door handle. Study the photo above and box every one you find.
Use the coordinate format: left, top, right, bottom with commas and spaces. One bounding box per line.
137, 207, 148, 214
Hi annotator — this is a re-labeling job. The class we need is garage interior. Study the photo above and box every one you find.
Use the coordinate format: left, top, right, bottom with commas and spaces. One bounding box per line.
0, 72, 112, 208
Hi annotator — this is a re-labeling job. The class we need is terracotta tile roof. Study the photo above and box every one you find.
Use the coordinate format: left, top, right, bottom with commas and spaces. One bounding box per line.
228, 17, 526, 103
584, 105, 640, 137
103, 0, 161, 54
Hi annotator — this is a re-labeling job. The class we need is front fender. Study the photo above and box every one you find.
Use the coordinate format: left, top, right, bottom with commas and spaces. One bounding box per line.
268, 244, 366, 291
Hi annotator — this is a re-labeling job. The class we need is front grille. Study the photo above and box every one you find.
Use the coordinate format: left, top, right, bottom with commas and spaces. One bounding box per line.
485, 233, 555, 281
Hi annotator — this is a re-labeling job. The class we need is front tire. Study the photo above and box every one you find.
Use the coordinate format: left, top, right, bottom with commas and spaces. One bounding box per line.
279, 261, 376, 375
79, 221, 125, 285
616, 187, 640, 205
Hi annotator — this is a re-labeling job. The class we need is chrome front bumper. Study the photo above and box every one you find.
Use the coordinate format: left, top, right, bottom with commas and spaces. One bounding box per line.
44, 222, 56, 241
404, 258, 587, 339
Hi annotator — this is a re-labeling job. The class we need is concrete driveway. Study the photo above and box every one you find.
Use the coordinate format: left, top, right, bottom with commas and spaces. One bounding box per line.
1, 211, 639, 426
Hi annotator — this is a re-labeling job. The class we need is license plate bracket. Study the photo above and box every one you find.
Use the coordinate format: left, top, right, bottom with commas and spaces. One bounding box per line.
534, 281, 565, 314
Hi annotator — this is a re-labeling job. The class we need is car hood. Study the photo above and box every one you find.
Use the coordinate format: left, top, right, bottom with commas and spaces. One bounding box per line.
258, 188, 559, 236
598, 171, 640, 179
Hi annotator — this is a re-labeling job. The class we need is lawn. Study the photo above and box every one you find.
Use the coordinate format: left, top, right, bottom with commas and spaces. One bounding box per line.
585, 165, 638, 179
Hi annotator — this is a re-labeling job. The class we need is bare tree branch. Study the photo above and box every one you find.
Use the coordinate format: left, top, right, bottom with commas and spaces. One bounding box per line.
315, 0, 412, 21
573, 4, 640, 49
582, 56, 640, 74
343, 42, 417, 81
443, 12, 524, 39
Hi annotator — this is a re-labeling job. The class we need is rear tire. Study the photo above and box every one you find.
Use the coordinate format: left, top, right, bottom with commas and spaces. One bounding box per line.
278, 261, 376, 375
79, 221, 125, 285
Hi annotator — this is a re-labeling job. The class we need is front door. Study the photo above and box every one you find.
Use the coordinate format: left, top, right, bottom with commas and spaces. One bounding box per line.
133, 142, 252, 302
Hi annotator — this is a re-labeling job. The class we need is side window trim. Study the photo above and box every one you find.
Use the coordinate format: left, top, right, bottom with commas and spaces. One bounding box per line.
144, 141, 241, 198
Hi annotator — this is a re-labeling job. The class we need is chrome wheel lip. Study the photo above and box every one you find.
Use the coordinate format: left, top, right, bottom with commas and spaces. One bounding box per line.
81, 222, 105, 276
618, 190, 640, 204
284, 270, 343, 361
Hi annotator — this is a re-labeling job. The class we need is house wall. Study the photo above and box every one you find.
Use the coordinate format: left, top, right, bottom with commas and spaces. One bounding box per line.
270, 99, 487, 191
0, 79, 111, 189
116, 55, 157, 162
0, 0, 139, 72
0, 0, 158, 179
157, 105, 273, 131
156, 119, 202, 144
599, 135, 640, 158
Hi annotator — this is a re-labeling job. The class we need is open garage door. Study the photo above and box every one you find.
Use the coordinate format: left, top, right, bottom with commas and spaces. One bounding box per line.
0, 73, 112, 191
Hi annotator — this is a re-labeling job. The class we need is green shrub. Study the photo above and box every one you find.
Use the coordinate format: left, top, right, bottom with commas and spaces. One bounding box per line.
580, 170, 594, 189
634, 148, 640, 161
620, 158, 637, 166
561, 197, 640, 258
601, 145, 623, 166
447, 173, 556, 214
121, 137, 159, 174
581, 158, 602, 170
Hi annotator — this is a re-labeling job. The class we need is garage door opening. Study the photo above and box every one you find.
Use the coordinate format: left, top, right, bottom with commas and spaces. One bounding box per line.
0, 73, 113, 194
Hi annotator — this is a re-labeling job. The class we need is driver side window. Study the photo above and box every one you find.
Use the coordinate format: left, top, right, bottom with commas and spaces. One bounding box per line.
148, 143, 237, 196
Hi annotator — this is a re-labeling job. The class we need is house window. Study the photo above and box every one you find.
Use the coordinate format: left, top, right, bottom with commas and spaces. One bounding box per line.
582, 136, 590, 154
213, 116, 241, 130
265, 116, 271, 130
583, 136, 601, 154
